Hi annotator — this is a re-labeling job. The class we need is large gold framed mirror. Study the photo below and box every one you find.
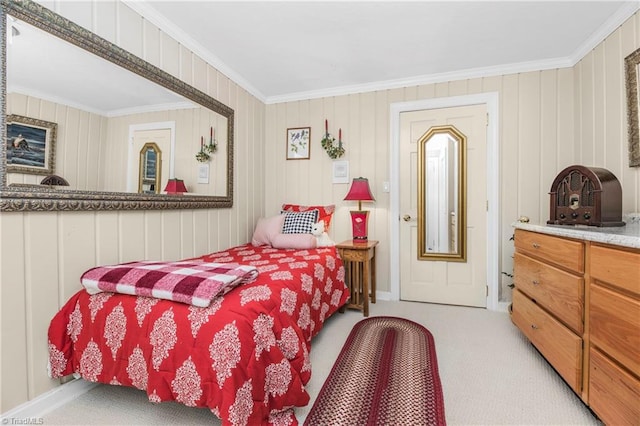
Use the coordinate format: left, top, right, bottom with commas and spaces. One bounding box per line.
417, 125, 467, 261
0, 0, 234, 211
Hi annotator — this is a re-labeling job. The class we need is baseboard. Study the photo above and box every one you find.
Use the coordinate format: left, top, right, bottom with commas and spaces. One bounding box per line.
497, 301, 511, 313
377, 291, 511, 312
1, 379, 97, 421
375, 290, 392, 301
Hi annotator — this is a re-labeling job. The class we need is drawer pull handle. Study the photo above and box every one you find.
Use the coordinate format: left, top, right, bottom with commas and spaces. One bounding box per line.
532, 243, 540, 249
531, 324, 538, 330
532, 280, 540, 285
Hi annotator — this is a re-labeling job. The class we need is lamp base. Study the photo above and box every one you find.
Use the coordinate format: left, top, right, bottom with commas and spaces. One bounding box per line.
350, 210, 369, 241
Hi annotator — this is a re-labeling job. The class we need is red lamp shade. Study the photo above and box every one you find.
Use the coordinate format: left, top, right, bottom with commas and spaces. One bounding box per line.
344, 177, 375, 241
164, 178, 188, 195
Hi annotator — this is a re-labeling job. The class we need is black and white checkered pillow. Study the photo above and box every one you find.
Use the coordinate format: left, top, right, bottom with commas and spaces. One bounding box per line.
280, 209, 319, 234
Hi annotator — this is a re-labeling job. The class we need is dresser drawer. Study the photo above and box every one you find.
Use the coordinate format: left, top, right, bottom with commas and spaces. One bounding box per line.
514, 252, 583, 334
590, 283, 640, 378
591, 244, 640, 297
511, 289, 582, 393
589, 347, 640, 426
515, 229, 584, 273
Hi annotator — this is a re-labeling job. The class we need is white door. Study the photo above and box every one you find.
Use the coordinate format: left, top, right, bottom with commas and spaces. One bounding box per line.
128, 128, 171, 193
399, 104, 487, 307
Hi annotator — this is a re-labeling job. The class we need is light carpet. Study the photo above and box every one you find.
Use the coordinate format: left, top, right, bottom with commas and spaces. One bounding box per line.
40, 300, 602, 425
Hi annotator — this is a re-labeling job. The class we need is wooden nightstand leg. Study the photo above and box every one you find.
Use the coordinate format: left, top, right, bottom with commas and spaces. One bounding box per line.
352, 261, 359, 306
370, 250, 376, 304
363, 258, 370, 317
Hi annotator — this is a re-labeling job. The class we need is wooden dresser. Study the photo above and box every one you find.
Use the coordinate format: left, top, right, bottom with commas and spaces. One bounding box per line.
511, 227, 640, 425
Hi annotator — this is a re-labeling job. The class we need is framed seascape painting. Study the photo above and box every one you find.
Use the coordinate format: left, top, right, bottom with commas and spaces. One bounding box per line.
6, 115, 58, 175
286, 127, 311, 160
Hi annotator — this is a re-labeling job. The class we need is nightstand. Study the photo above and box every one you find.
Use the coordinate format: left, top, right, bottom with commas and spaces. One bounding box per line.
336, 240, 378, 316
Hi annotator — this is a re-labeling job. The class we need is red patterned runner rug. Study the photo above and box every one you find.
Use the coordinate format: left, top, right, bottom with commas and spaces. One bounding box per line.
304, 316, 446, 425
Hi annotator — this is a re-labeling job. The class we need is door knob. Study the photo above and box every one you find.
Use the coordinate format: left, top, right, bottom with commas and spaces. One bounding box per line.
403, 215, 411, 222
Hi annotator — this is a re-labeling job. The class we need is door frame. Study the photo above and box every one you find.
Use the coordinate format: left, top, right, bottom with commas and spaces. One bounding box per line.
389, 93, 502, 311
126, 121, 176, 192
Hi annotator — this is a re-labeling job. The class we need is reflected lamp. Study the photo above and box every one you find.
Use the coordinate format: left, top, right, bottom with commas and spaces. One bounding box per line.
164, 178, 188, 195
344, 177, 375, 241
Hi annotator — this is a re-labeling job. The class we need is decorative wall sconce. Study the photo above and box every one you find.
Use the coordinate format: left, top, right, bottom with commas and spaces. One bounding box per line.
206, 126, 218, 154
195, 127, 218, 163
344, 177, 375, 241
321, 119, 345, 159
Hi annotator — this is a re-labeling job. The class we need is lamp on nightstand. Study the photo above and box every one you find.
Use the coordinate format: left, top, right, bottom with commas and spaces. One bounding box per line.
164, 178, 188, 195
344, 177, 375, 241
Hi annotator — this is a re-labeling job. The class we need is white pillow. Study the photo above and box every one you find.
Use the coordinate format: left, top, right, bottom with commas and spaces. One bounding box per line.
251, 214, 286, 246
271, 233, 317, 249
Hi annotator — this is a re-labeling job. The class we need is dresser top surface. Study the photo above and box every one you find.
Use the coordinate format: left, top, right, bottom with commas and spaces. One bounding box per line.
513, 214, 640, 250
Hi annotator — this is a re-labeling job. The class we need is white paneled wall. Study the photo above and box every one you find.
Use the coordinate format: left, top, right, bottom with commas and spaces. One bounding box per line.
265, 70, 577, 305
264, 13, 640, 305
0, 1, 265, 412
7, 93, 108, 189
575, 12, 640, 212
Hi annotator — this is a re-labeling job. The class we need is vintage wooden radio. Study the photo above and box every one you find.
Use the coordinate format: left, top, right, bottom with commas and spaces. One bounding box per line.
548, 165, 624, 227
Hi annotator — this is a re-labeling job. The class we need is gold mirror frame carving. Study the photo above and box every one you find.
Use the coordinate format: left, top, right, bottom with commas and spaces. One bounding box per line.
625, 47, 640, 167
417, 125, 467, 262
0, 0, 234, 211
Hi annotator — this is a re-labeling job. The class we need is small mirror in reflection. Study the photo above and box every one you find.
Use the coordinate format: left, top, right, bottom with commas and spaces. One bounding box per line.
139, 142, 161, 194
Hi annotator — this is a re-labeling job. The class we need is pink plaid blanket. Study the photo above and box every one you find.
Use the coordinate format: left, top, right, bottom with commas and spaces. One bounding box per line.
81, 260, 258, 307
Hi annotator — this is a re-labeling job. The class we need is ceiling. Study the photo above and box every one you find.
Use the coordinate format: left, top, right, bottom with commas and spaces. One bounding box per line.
7, 17, 193, 116
128, 1, 640, 104
6, 1, 640, 112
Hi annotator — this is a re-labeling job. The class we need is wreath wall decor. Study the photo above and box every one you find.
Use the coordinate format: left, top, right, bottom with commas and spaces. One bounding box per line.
321, 119, 345, 160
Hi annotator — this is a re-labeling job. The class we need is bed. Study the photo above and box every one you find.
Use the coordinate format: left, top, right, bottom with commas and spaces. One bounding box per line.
47, 243, 349, 425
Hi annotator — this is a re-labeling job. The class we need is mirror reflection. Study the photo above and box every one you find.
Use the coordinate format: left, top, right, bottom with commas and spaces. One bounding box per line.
418, 125, 467, 262
1, 0, 234, 211
139, 143, 161, 194
6, 16, 227, 196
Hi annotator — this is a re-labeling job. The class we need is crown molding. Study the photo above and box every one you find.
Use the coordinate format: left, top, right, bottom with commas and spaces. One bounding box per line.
569, 1, 640, 65
265, 57, 574, 104
122, 0, 268, 104
126, 1, 640, 106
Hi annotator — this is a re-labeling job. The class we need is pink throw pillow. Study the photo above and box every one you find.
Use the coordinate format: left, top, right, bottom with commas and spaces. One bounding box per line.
271, 233, 317, 250
251, 214, 286, 246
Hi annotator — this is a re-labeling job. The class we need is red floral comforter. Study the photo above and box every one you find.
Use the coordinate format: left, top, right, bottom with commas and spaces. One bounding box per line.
48, 245, 349, 425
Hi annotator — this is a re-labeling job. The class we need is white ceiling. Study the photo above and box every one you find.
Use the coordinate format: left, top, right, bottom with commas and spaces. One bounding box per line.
7, 1, 640, 113
7, 18, 193, 116
129, 1, 640, 104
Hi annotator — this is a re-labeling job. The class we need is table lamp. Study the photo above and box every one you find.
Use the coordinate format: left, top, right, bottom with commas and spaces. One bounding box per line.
164, 178, 188, 195
344, 177, 375, 241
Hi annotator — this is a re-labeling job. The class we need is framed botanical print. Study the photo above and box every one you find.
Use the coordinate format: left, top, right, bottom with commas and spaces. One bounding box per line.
286, 127, 311, 160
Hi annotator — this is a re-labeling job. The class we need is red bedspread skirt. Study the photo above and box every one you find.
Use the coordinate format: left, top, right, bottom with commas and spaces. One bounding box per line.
48, 245, 349, 425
